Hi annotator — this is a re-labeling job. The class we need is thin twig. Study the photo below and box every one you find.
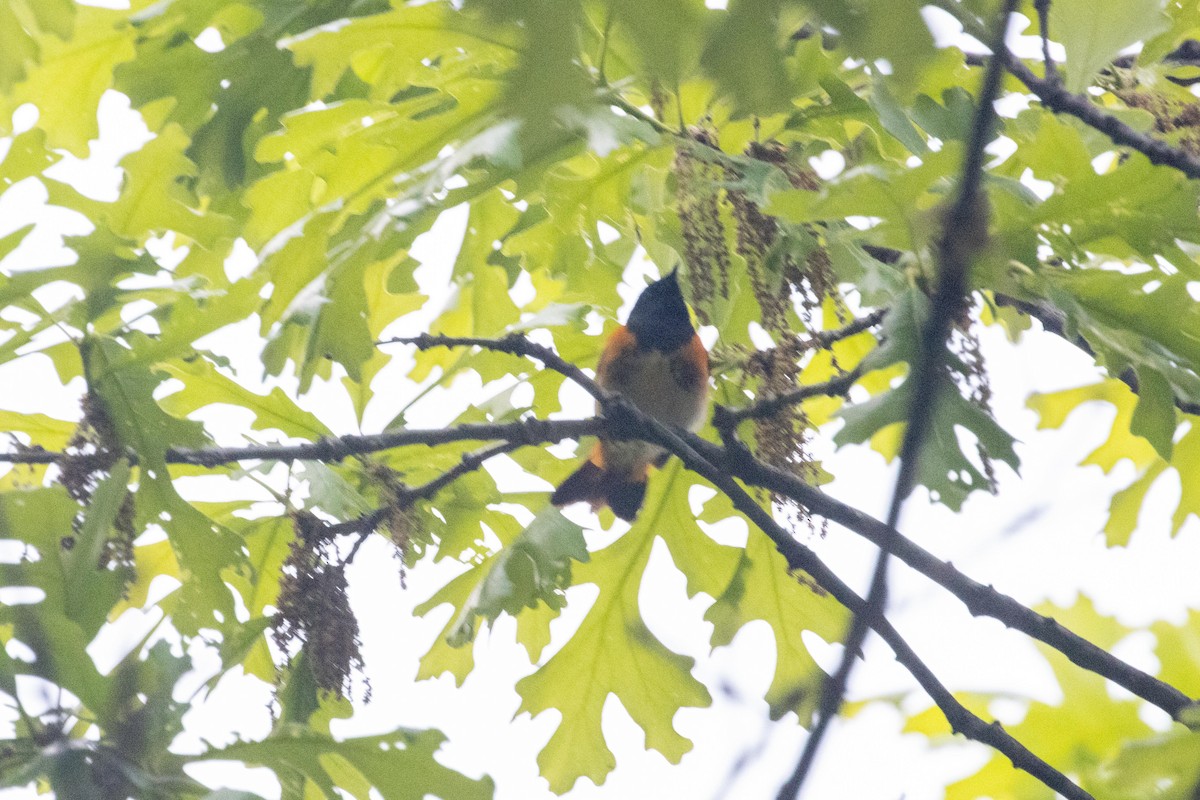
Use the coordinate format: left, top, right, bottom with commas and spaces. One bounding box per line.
778, 3, 1018, 796
337, 441, 522, 565
722, 309, 887, 424
607, 93, 677, 135
721, 364, 865, 426
596, 2, 616, 86
379, 332, 609, 404
1033, 0, 1058, 84
0, 418, 604, 467
805, 308, 888, 349
992, 293, 1200, 416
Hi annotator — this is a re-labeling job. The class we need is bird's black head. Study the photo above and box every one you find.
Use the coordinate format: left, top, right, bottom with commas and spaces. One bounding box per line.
626, 268, 695, 352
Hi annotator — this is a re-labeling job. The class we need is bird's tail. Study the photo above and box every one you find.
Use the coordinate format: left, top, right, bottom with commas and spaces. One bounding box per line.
551, 455, 647, 522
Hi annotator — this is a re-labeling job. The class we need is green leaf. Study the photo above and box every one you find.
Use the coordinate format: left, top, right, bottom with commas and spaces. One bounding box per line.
1, 6, 135, 154
0, 487, 87, 615
62, 460, 132, 628
414, 566, 482, 686
1130, 367, 1176, 460
1168, 424, 1200, 534
515, 463, 715, 792
207, 726, 494, 800
1152, 609, 1200, 699
87, 339, 243, 633
871, 81, 929, 155
0, 410, 77, 451
834, 290, 1020, 509
0, 223, 33, 267
159, 357, 332, 440
285, 1, 518, 102
949, 597, 1150, 800
1044, 270, 1200, 390
1089, 730, 1200, 800
3, 606, 112, 722
118, 36, 310, 193
108, 123, 235, 248
607, 0, 704, 84
1027, 381, 1158, 474
0, 3, 41, 93
1103, 461, 1166, 547
447, 507, 588, 646
1051, 0, 1170, 92
701, 0, 793, 117
802, 0, 937, 92
706, 519, 847, 719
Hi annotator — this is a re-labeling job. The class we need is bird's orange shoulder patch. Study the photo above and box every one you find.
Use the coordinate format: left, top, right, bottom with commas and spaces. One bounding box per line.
597, 325, 639, 385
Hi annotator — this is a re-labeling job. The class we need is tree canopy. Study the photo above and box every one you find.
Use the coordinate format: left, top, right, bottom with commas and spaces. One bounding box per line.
3, 0, 1200, 798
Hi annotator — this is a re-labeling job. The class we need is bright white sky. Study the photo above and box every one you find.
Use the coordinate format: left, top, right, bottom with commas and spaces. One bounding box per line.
2, 10, 1196, 800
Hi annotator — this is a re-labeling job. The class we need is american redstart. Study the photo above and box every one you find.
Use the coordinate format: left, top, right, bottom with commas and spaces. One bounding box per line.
551, 268, 709, 521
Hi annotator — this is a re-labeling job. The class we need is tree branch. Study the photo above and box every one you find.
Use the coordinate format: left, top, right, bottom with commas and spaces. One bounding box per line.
992, 293, 1200, 416
336, 441, 522, 565
780, 3, 1019, 794
5, 335, 1191, 721
803, 308, 888, 349
934, 0, 1200, 180
701, 430, 1196, 718
721, 364, 865, 425
1008, 57, 1200, 178
0, 418, 604, 468
379, 332, 609, 405
629, 403, 1091, 800
1033, 0, 1058, 84
4, 327, 1190, 797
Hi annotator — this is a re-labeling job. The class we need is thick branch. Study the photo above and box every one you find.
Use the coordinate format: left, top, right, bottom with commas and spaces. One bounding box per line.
1007, 58, 1200, 178
700, 430, 1196, 718
581, 375, 1093, 800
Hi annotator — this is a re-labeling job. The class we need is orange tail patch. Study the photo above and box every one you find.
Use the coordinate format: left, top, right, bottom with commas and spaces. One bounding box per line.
551, 459, 648, 522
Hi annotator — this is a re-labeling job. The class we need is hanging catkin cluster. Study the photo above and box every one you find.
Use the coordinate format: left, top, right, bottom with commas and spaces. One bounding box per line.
673, 126, 730, 323
361, 460, 431, 590
951, 311, 998, 490
676, 131, 841, 535
1112, 83, 1200, 157
273, 511, 367, 700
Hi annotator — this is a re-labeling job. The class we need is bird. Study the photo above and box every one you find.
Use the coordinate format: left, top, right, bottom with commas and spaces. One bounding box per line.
551, 268, 709, 521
